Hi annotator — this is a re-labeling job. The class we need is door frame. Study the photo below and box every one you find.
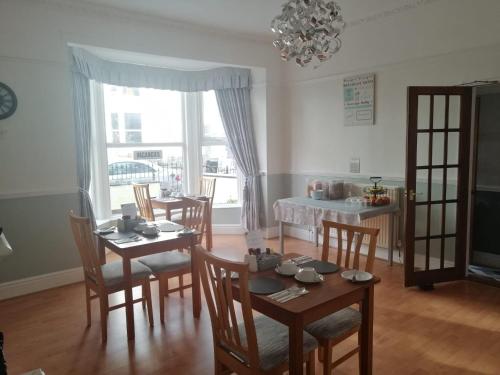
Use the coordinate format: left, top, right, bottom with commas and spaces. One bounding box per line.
404, 86, 472, 287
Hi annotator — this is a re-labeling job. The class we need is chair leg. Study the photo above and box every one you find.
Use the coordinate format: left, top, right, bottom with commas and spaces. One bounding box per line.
159, 277, 165, 324
164, 278, 169, 298
99, 293, 108, 342
141, 284, 146, 310
179, 275, 184, 298
144, 280, 154, 327
307, 350, 316, 375
318, 346, 324, 363
322, 343, 332, 375
85, 284, 91, 327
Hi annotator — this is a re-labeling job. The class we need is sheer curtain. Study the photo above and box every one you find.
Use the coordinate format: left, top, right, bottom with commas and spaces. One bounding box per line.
215, 88, 261, 230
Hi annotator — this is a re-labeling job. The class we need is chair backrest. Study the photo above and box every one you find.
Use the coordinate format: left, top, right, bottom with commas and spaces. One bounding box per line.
197, 247, 260, 370
133, 183, 155, 221
69, 211, 104, 285
200, 176, 216, 200
179, 198, 207, 245
321, 220, 380, 273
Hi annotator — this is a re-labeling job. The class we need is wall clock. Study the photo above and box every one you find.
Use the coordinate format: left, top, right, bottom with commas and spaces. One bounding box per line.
0, 82, 17, 120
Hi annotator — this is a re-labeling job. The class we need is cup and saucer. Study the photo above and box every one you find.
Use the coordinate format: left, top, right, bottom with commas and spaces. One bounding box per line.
275, 260, 299, 276
295, 267, 324, 284
142, 225, 160, 237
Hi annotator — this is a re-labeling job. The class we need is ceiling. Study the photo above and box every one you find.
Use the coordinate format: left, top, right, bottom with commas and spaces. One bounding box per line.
76, 0, 410, 39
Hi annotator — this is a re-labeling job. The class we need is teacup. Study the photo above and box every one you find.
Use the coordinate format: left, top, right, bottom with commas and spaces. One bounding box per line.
142, 226, 159, 235
277, 260, 298, 275
296, 267, 319, 282
134, 222, 148, 231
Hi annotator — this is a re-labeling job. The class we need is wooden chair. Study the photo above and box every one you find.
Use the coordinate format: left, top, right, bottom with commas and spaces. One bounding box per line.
197, 247, 318, 375
305, 220, 379, 375
68, 211, 154, 342
200, 176, 216, 250
133, 183, 155, 221
138, 198, 208, 323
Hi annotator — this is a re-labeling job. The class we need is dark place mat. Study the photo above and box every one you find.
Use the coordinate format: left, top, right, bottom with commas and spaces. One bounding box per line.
301, 260, 339, 274
248, 277, 285, 295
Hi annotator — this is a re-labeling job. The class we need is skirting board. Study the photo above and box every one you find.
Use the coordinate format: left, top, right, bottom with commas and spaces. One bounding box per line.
264, 225, 404, 265
212, 224, 245, 235
0, 267, 84, 301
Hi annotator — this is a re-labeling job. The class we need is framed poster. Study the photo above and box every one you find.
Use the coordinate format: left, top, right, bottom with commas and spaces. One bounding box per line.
343, 73, 375, 126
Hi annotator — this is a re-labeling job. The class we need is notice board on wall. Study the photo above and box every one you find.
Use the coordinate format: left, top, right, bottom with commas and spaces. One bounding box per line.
343, 73, 375, 126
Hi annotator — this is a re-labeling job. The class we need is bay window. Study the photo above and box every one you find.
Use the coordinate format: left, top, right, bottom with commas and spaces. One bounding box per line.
94, 84, 240, 217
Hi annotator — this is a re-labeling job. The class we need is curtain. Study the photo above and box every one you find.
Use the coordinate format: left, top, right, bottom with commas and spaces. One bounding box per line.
71, 71, 96, 228
215, 88, 261, 230
71, 47, 250, 92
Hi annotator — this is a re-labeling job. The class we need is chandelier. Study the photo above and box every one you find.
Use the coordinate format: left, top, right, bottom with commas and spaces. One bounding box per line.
271, 0, 345, 67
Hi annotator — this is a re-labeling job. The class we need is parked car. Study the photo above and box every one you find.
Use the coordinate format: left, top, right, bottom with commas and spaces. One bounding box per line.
108, 161, 157, 186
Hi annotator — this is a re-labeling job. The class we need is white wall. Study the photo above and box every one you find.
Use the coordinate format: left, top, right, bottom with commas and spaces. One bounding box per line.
284, 0, 500, 179
0, 0, 284, 197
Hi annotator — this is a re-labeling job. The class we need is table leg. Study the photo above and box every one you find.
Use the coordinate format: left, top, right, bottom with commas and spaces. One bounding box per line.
289, 319, 304, 375
279, 221, 284, 255
388, 213, 394, 266
122, 256, 135, 340
359, 284, 374, 375
191, 241, 201, 318
97, 236, 106, 265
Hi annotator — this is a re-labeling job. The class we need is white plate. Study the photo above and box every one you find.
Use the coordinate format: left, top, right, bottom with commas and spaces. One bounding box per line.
294, 273, 324, 284
341, 270, 373, 283
275, 266, 297, 276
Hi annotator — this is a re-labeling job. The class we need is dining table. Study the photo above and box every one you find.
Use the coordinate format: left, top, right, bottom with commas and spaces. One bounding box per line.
230, 252, 379, 375
151, 196, 213, 251
95, 222, 201, 340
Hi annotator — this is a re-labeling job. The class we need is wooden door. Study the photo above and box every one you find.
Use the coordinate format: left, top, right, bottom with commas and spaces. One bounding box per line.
405, 87, 472, 287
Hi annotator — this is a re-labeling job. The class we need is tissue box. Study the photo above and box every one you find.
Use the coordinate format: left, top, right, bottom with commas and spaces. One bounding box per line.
256, 252, 282, 271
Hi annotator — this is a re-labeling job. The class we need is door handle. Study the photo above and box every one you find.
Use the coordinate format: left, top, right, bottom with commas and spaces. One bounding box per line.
404, 189, 416, 201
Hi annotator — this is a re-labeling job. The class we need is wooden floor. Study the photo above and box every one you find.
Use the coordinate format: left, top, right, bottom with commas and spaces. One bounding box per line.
2, 235, 500, 375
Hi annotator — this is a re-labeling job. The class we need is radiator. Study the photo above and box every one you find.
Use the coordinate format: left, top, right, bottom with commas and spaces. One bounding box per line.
342, 183, 402, 249
361, 185, 402, 248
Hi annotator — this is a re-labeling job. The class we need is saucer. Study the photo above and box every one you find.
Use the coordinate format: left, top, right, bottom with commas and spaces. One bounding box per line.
341, 270, 373, 283
275, 266, 297, 277
294, 273, 324, 284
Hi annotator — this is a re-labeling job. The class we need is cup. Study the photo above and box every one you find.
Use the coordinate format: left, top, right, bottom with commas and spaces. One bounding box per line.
296, 267, 319, 282
278, 260, 298, 274
142, 225, 159, 236
311, 190, 323, 200
134, 222, 148, 231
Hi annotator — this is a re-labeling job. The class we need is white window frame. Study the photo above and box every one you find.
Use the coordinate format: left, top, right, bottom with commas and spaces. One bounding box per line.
90, 86, 242, 220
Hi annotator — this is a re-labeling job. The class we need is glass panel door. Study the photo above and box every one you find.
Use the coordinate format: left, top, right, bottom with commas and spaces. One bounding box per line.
405, 87, 471, 287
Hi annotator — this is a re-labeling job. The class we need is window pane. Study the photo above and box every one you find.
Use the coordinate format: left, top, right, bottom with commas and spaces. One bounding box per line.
202, 91, 226, 138
104, 85, 183, 144
124, 113, 142, 130
107, 146, 184, 211
125, 131, 142, 143
202, 144, 239, 204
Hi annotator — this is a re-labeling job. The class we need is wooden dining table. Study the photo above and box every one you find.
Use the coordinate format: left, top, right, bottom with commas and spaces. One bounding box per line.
96, 225, 201, 340
231, 252, 379, 375
151, 196, 213, 251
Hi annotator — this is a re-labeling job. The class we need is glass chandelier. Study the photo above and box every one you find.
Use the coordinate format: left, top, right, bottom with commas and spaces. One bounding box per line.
271, 0, 345, 67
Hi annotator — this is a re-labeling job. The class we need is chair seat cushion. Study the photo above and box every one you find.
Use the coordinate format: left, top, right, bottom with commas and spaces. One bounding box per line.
95, 260, 152, 288
138, 251, 191, 274
304, 307, 361, 340
238, 315, 318, 371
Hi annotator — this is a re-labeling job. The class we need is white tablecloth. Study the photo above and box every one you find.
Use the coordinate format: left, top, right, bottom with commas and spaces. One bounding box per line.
273, 197, 399, 227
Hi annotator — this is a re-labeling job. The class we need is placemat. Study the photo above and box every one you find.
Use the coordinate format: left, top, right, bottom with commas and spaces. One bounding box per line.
300, 260, 339, 274
248, 277, 285, 295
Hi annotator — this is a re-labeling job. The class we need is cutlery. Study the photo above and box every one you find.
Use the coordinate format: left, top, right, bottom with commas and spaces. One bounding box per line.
276, 287, 308, 303
268, 285, 301, 300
